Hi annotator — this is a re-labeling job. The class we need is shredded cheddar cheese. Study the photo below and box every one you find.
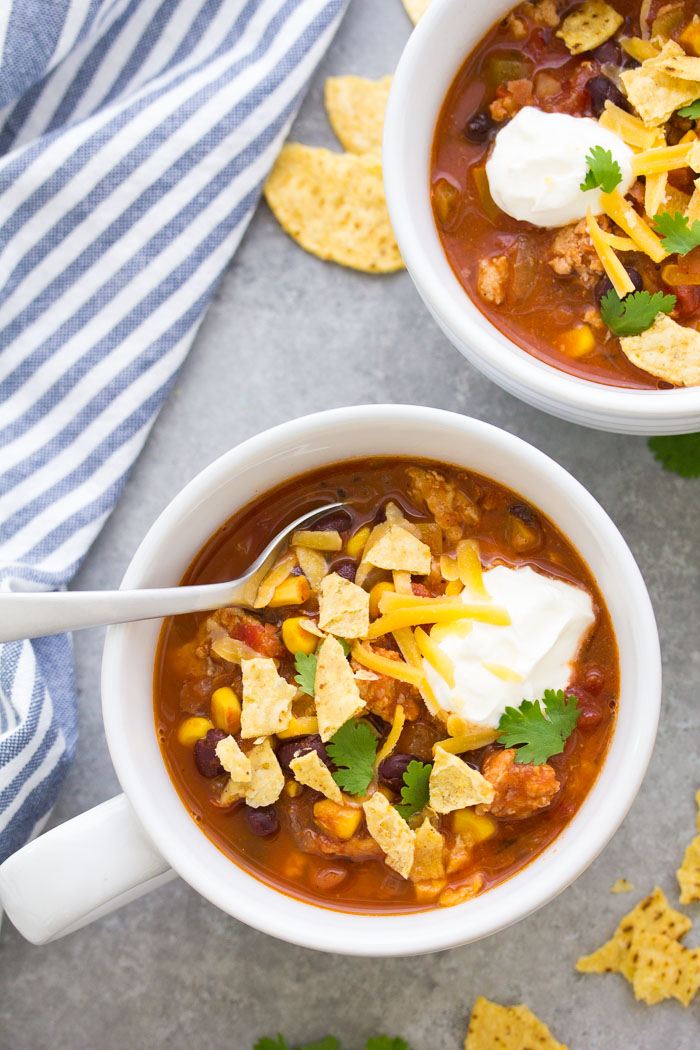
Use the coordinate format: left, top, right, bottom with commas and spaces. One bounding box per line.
586, 209, 636, 296
414, 626, 456, 688
351, 642, 426, 685
599, 190, 666, 262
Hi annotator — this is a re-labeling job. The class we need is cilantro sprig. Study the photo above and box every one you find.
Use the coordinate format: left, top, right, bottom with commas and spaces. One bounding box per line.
254, 1038, 411, 1050
293, 651, 317, 695
327, 718, 378, 795
600, 288, 675, 337
580, 145, 623, 194
678, 99, 700, 118
497, 689, 580, 765
395, 760, 432, 822
653, 211, 700, 255
648, 433, 700, 478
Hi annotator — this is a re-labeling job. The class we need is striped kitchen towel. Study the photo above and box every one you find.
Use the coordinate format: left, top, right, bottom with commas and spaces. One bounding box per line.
0, 0, 350, 863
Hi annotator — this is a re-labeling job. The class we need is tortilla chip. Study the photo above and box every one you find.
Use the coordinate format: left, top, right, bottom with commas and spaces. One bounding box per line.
264, 144, 403, 273
240, 657, 296, 739
402, 0, 432, 24
215, 735, 251, 782
619, 313, 700, 387
556, 0, 623, 55
630, 929, 700, 1006
410, 818, 445, 882
363, 791, 415, 878
621, 42, 700, 125
296, 546, 327, 593
325, 75, 392, 155
465, 997, 567, 1050
290, 749, 343, 803
429, 746, 495, 814
611, 877, 635, 893
220, 739, 284, 808
677, 790, 700, 902
576, 886, 692, 980
364, 524, 432, 575
318, 572, 370, 639
649, 52, 700, 82
314, 635, 365, 741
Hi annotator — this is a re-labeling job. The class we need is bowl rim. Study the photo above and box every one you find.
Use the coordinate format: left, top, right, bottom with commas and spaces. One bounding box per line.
101, 405, 661, 955
382, 0, 700, 433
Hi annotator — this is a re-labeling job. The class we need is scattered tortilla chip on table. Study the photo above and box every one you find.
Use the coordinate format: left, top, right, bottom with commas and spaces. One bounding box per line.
677, 788, 700, 904
318, 572, 370, 639
402, 0, 432, 24
324, 75, 392, 155
619, 313, 700, 387
364, 524, 432, 575
264, 144, 403, 273
290, 749, 343, 803
429, 746, 495, 814
215, 735, 251, 781
363, 790, 415, 878
556, 0, 624, 54
240, 657, 296, 738
314, 635, 365, 741
410, 818, 445, 882
611, 877, 635, 893
464, 996, 567, 1050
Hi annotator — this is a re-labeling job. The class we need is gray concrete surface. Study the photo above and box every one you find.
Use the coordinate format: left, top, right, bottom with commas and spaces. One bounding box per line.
1, 1, 699, 1046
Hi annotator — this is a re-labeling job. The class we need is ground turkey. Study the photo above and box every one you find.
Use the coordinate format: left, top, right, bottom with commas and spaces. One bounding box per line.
478, 748, 560, 819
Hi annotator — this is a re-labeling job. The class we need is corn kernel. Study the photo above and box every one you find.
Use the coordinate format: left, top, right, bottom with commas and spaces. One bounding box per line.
285, 780, 302, 797
413, 878, 446, 903
346, 525, 370, 560
277, 715, 319, 739
369, 580, 394, 619
452, 809, 496, 843
177, 716, 214, 747
281, 616, 317, 655
313, 799, 362, 840
680, 16, 700, 56
556, 324, 595, 359
282, 852, 307, 879
210, 686, 241, 734
268, 575, 311, 608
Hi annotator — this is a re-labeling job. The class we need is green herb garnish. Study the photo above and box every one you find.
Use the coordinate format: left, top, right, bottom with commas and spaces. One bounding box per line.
293, 651, 318, 695
648, 433, 700, 478
366, 1040, 413, 1050
653, 211, 700, 255
395, 760, 432, 821
678, 99, 700, 118
580, 145, 623, 194
327, 719, 378, 796
254, 1038, 411, 1050
497, 690, 580, 765
600, 288, 675, 337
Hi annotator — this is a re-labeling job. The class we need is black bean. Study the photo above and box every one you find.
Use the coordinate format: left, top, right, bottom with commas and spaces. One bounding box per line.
276, 734, 331, 775
194, 728, 228, 777
590, 41, 622, 65
595, 268, 643, 304
509, 502, 537, 526
310, 509, 353, 533
244, 804, 279, 837
586, 75, 629, 118
463, 110, 494, 144
330, 558, 356, 582
378, 753, 425, 793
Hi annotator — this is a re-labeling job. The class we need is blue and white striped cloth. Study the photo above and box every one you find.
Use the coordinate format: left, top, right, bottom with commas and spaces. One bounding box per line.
0, 0, 349, 863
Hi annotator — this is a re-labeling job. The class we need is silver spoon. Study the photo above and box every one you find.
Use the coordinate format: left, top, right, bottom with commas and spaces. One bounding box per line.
0, 503, 344, 642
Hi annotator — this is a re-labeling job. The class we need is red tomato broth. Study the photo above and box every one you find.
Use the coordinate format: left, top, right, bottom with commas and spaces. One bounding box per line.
430, 0, 700, 389
154, 457, 618, 913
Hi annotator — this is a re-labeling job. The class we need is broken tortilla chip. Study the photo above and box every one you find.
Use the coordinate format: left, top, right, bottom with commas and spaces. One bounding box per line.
619, 313, 700, 386
429, 746, 495, 814
465, 996, 567, 1050
220, 738, 284, 808
363, 790, 415, 878
621, 42, 700, 125
215, 735, 251, 782
629, 929, 700, 1006
364, 524, 432, 575
324, 75, 392, 155
410, 818, 445, 882
290, 749, 343, 803
240, 657, 296, 739
314, 635, 365, 742
264, 144, 403, 273
402, 0, 432, 24
611, 877, 635, 894
677, 788, 700, 904
556, 0, 624, 55
318, 572, 370, 639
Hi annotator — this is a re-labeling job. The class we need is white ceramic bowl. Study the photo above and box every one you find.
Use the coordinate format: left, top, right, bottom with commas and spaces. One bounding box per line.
383, 0, 700, 434
0, 406, 661, 953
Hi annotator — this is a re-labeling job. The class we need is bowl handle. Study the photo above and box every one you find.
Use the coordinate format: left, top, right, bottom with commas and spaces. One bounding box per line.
0, 795, 174, 944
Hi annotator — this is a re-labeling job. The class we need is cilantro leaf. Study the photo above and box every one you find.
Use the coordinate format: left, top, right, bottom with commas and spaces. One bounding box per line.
580, 145, 623, 194
327, 719, 378, 795
299, 1040, 340, 1050
339, 639, 352, 657
254, 1039, 289, 1050
600, 288, 675, 337
648, 433, 700, 478
294, 651, 317, 695
653, 211, 700, 255
497, 689, 580, 765
678, 99, 700, 118
395, 760, 432, 821
366, 1039, 413, 1050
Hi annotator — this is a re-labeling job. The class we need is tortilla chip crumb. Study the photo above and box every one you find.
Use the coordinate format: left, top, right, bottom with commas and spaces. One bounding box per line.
611, 877, 635, 894
240, 657, 296, 739
290, 749, 343, 804
621, 41, 700, 125
677, 789, 700, 904
325, 75, 392, 155
465, 996, 567, 1050
556, 0, 623, 55
314, 635, 365, 742
619, 313, 700, 387
215, 735, 251, 782
410, 818, 446, 882
318, 572, 370, 639
430, 746, 495, 814
363, 791, 415, 879
364, 524, 432, 575
402, 0, 432, 24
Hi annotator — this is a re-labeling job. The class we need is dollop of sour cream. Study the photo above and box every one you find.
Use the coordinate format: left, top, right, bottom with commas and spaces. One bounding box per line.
423, 565, 595, 728
485, 107, 635, 228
